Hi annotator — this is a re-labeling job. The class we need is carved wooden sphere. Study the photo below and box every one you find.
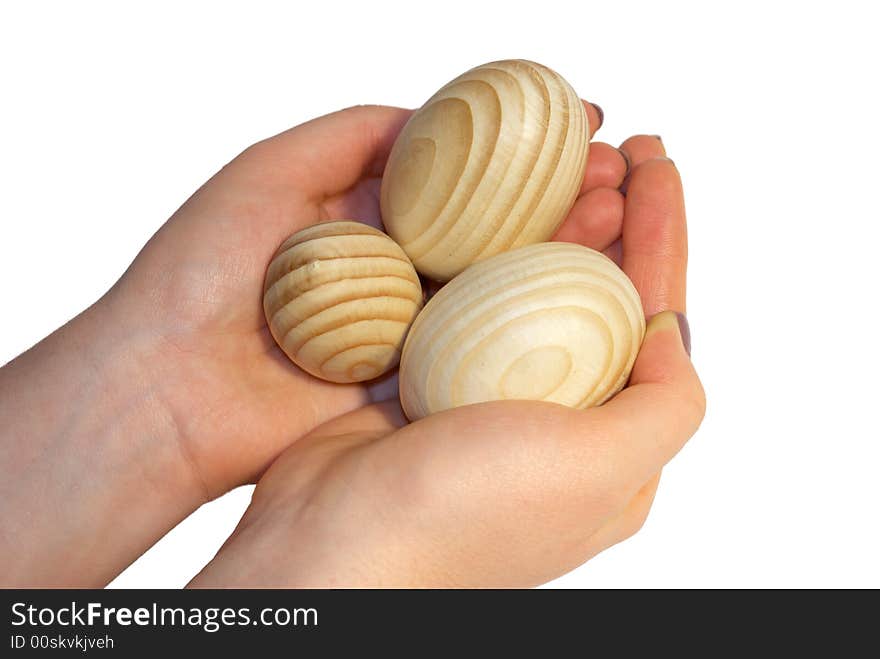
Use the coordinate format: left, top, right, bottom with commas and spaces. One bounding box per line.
263, 221, 423, 383
380, 59, 589, 282
399, 242, 645, 420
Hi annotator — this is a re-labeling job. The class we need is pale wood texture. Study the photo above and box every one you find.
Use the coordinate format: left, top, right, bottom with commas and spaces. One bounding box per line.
380, 59, 589, 282
399, 243, 645, 420
263, 221, 423, 383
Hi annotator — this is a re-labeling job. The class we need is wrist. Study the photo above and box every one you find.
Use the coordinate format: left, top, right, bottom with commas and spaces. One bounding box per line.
0, 295, 205, 586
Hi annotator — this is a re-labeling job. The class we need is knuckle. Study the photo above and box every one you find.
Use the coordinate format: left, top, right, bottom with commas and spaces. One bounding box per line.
666, 370, 707, 428
620, 507, 651, 541
616, 491, 656, 543
686, 375, 708, 424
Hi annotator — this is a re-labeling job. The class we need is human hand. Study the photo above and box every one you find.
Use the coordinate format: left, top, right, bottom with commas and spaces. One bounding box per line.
98, 100, 615, 498
2, 106, 418, 584
188, 128, 706, 587
0, 102, 703, 588
103, 106, 424, 498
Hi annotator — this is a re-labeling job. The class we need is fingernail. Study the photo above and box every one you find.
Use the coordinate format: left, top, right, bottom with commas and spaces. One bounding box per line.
652, 135, 663, 144
675, 312, 691, 356
646, 311, 691, 356
618, 148, 631, 178
590, 103, 604, 131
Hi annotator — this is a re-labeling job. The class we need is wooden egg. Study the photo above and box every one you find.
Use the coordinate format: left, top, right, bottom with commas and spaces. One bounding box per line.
380, 59, 589, 282
399, 242, 645, 420
263, 221, 423, 383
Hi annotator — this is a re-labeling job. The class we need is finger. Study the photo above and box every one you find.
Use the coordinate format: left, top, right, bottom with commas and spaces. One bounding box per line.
579, 143, 629, 195
621, 157, 687, 315
593, 311, 704, 492
553, 187, 624, 251
318, 177, 384, 228
238, 105, 413, 200
603, 238, 622, 266
618, 135, 665, 195
619, 134, 665, 165
582, 100, 603, 138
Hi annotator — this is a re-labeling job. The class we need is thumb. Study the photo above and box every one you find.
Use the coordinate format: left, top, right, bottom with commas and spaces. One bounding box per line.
591, 311, 705, 488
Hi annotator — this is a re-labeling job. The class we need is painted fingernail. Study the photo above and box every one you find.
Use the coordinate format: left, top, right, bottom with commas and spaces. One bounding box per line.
675, 312, 691, 356
590, 103, 604, 131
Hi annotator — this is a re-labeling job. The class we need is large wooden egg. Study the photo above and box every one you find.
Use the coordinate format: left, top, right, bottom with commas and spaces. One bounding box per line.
399, 242, 645, 420
263, 221, 423, 383
380, 59, 589, 282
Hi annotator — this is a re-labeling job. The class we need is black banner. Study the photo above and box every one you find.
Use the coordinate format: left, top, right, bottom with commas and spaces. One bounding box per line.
1, 589, 873, 653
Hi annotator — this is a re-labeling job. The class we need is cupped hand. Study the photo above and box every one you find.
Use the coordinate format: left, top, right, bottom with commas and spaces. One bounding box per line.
104, 103, 612, 502
105, 106, 418, 498
187, 117, 706, 587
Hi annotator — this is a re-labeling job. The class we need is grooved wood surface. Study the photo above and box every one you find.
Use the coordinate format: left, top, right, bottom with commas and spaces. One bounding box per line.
399, 242, 645, 420
380, 59, 589, 281
263, 221, 423, 383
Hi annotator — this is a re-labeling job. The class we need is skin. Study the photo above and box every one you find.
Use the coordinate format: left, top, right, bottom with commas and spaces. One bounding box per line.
0, 103, 704, 587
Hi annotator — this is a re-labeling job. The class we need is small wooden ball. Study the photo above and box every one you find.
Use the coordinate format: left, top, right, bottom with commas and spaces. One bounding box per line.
380, 59, 589, 282
263, 221, 423, 383
399, 242, 645, 420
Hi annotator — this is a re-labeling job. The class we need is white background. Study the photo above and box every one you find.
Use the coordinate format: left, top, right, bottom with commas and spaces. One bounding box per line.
1, 1, 878, 588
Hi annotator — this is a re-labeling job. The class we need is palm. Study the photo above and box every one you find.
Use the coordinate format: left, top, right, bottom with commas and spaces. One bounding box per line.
115, 110, 409, 495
